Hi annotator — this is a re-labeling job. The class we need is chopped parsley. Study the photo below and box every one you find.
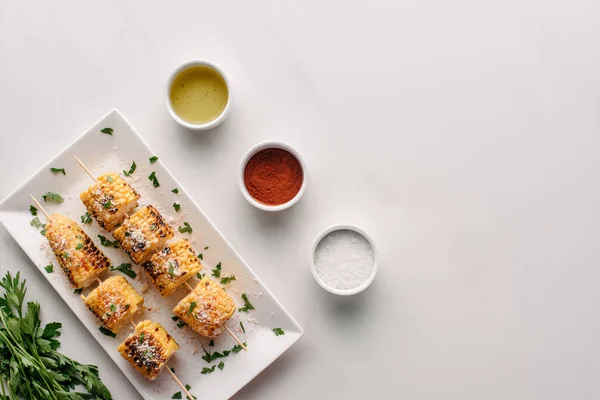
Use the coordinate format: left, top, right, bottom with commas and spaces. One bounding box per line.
106, 175, 114, 183
220, 275, 236, 285
62, 252, 69, 260
197, 253, 203, 260
172, 392, 182, 399
187, 301, 197, 315
173, 202, 180, 212
41, 192, 64, 203
272, 328, 285, 336
74, 288, 83, 294
204, 246, 209, 250
110, 263, 136, 279
196, 272, 205, 279
109, 304, 117, 313
149, 156, 159, 163
178, 222, 192, 234
148, 171, 160, 187
171, 188, 179, 194
40, 224, 46, 236
201, 366, 216, 375
124, 231, 131, 237
81, 212, 92, 224
29, 205, 38, 216
100, 127, 113, 135
218, 361, 225, 370
98, 327, 116, 338
177, 320, 185, 328
150, 224, 157, 231
30, 217, 42, 229
123, 160, 136, 177
211, 262, 222, 278
231, 342, 247, 353
185, 384, 191, 391
76, 243, 84, 250
168, 262, 175, 278
209, 340, 214, 347
238, 293, 255, 313
50, 168, 66, 175
103, 200, 111, 209
240, 321, 246, 333
138, 333, 145, 343
98, 235, 119, 248
44, 264, 53, 273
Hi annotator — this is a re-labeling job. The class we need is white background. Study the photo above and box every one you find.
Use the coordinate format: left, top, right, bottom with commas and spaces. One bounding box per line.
1, 1, 600, 399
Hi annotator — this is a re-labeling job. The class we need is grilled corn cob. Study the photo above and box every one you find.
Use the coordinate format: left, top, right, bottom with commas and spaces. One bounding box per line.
113, 205, 174, 264
80, 172, 140, 231
82, 276, 144, 333
142, 239, 203, 296
118, 320, 178, 381
45, 214, 110, 288
172, 277, 236, 338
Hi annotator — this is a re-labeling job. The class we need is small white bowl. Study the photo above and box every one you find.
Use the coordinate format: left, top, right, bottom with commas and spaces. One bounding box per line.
309, 224, 378, 296
164, 60, 232, 131
239, 141, 306, 211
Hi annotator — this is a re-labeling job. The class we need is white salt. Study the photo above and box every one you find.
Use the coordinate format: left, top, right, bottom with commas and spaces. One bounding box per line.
314, 229, 375, 290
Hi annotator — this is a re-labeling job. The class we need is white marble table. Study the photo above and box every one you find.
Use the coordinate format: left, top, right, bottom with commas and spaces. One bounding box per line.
1, 1, 600, 399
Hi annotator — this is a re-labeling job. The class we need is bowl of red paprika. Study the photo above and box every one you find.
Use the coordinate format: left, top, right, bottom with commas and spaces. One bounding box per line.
239, 141, 306, 211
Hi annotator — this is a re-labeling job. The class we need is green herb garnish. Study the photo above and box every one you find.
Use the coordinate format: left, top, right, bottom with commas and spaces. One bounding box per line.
30, 217, 42, 228
177, 320, 185, 328
106, 175, 114, 183
172, 391, 182, 399
62, 252, 69, 259
0, 272, 113, 399
40, 224, 46, 236
123, 160, 136, 177
29, 205, 38, 216
240, 321, 245, 333
178, 222, 192, 234
110, 263, 136, 279
187, 301, 197, 315
103, 200, 112, 209
196, 272, 205, 279
148, 171, 160, 187
204, 246, 209, 250
220, 275, 236, 285
149, 156, 159, 163
201, 365, 216, 375
98, 235, 119, 248
50, 167, 66, 175
150, 224, 157, 231
238, 293, 255, 313
76, 243, 84, 250
171, 188, 179, 194
211, 262, 222, 278
81, 212, 92, 224
272, 328, 285, 336
185, 384, 191, 391
172, 316, 179, 321
197, 253, 203, 260
99, 327, 116, 338
101, 127, 113, 135
168, 262, 175, 277
209, 340, 214, 347
41, 192, 64, 203
74, 288, 83, 294
138, 333, 145, 344
109, 304, 117, 313
231, 342, 248, 353
44, 264, 53, 273
173, 202, 181, 212
218, 361, 225, 370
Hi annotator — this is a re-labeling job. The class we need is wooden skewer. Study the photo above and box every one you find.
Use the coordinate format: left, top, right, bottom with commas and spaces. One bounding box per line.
29, 195, 50, 218
73, 155, 97, 182
183, 281, 247, 352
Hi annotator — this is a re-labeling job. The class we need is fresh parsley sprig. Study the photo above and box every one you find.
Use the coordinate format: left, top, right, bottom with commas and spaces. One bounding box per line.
81, 212, 92, 224
41, 192, 64, 203
148, 171, 160, 187
110, 263, 136, 279
123, 160, 136, 177
272, 328, 285, 336
98, 235, 119, 248
211, 262, 222, 278
178, 222, 192, 234
238, 293, 255, 313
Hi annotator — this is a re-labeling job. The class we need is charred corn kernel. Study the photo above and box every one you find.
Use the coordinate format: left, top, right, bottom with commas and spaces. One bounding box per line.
118, 320, 178, 381
172, 277, 235, 338
113, 205, 174, 264
142, 239, 203, 296
80, 172, 140, 231
82, 276, 144, 333
45, 214, 109, 288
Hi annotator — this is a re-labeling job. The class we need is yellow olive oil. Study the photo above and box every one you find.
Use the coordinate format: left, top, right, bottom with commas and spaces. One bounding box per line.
169, 66, 228, 124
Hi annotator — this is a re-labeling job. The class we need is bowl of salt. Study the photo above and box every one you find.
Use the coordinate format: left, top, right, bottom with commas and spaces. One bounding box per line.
309, 224, 378, 295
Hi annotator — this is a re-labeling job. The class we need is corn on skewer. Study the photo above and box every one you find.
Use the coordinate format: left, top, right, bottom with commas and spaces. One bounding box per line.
30, 195, 109, 288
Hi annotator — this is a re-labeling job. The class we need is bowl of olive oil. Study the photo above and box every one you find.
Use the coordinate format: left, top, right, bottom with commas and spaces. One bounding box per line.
165, 60, 231, 131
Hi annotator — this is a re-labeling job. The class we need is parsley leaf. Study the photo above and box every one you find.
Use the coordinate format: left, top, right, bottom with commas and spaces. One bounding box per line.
209, 340, 214, 347
220, 275, 236, 285
201, 365, 216, 375
218, 361, 225, 370
185, 384, 191, 391
81, 212, 92, 224
41, 192, 64, 203
44, 264, 53, 273
272, 328, 285, 336
178, 222, 192, 234
149, 155, 159, 163
168, 262, 175, 278
29, 205, 38, 216
240, 321, 245, 333
99, 327, 116, 337
123, 160, 136, 177
197, 253, 203, 260
196, 272, 205, 279
74, 288, 83, 294
172, 316, 179, 321
30, 217, 42, 228
238, 293, 255, 313
76, 243, 84, 250
172, 391, 182, 399
98, 235, 119, 248
204, 246, 209, 250
173, 202, 181, 212
100, 127, 113, 135
40, 224, 46, 236
177, 320, 185, 328
171, 188, 179, 194
231, 342, 248, 353
106, 175, 114, 183
50, 167, 66, 175
110, 263, 136, 279
148, 171, 160, 187
103, 200, 112, 209
187, 301, 197, 315
211, 262, 222, 278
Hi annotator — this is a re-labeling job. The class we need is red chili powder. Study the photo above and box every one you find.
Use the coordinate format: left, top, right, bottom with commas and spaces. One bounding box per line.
244, 148, 303, 206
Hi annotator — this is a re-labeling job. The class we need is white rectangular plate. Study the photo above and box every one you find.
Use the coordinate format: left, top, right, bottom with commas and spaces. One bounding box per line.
0, 110, 303, 400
